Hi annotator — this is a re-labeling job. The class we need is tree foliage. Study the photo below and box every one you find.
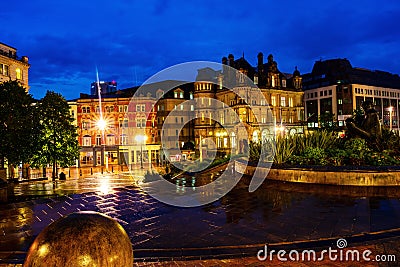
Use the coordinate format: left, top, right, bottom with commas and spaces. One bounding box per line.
31, 91, 79, 178
0, 81, 40, 169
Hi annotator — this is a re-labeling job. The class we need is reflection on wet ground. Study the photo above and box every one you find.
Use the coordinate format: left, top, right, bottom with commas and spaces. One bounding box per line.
2, 172, 400, 262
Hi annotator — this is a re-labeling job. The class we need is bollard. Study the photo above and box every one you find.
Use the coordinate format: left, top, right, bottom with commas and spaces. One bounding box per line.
23, 211, 133, 267
68, 169, 71, 178
101, 168, 103, 174
112, 166, 114, 173
90, 168, 93, 175
79, 169, 82, 177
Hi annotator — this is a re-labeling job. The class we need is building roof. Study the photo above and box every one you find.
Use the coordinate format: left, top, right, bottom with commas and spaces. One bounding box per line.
302, 58, 400, 90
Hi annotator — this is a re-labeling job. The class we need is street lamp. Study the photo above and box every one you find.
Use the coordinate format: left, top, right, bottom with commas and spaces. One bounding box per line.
135, 134, 147, 169
388, 106, 394, 131
96, 118, 108, 169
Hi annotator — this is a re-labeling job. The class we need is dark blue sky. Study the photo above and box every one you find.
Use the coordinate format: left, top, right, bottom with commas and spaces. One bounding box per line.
2, 0, 400, 100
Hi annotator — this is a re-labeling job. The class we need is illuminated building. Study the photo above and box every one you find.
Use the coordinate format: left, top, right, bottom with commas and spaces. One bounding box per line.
0, 42, 30, 90
194, 53, 304, 156
303, 58, 400, 132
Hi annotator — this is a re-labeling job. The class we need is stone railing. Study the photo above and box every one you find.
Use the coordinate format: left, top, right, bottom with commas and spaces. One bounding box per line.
234, 159, 400, 186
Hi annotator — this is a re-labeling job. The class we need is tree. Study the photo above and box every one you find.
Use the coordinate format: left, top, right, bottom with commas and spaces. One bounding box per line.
0, 81, 40, 178
31, 91, 79, 179
318, 112, 338, 132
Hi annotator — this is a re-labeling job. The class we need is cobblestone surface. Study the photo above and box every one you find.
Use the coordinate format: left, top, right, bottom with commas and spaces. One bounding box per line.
1, 171, 400, 266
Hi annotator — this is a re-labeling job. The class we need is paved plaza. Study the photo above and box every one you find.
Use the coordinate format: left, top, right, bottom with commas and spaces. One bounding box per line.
1, 170, 400, 266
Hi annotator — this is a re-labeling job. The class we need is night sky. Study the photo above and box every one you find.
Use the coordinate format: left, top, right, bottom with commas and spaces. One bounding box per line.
2, 0, 400, 100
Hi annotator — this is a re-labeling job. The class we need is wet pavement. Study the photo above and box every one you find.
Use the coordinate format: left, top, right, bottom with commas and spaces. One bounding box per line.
1, 170, 400, 266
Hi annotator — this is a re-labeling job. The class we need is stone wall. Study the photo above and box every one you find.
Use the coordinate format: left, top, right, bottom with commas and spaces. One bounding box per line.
234, 160, 400, 186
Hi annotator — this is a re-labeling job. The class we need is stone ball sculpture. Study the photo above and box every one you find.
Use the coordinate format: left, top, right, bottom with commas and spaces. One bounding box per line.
23, 211, 133, 267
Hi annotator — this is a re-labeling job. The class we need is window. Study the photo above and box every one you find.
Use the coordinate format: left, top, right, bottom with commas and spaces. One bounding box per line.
190, 93, 193, 100
180, 92, 184, 98
106, 134, 115, 145
82, 106, 90, 113
105, 106, 113, 113
136, 118, 146, 128
119, 105, 128, 113
83, 135, 91, 146
120, 134, 128, 145
96, 135, 102, 146
190, 105, 194, 111
280, 97, 286, 107
271, 96, 276, 106
288, 97, 293, 107
180, 104, 183, 110
136, 104, 145, 112
15, 68, 22, 80
119, 119, 128, 128
0, 64, 9, 76
338, 99, 343, 105
82, 120, 90, 130
282, 79, 286, 87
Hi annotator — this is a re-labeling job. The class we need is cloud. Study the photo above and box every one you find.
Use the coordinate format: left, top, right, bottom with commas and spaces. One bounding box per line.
2, 0, 400, 100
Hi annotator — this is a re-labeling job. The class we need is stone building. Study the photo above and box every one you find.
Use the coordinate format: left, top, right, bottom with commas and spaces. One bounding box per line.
194, 53, 304, 156
0, 42, 30, 89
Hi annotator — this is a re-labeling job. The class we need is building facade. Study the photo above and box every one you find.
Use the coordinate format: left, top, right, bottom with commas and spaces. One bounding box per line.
302, 59, 400, 131
0, 42, 30, 89
76, 88, 160, 168
194, 53, 304, 156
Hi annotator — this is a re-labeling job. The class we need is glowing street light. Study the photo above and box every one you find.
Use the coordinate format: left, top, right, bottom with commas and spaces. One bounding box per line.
388, 106, 394, 131
97, 118, 107, 131
135, 134, 147, 169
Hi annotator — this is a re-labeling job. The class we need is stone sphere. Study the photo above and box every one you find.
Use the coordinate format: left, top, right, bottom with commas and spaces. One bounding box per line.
23, 211, 133, 267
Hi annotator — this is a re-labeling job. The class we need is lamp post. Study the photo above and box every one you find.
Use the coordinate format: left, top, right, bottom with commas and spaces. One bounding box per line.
389, 106, 394, 131
135, 134, 147, 169
97, 118, 107, 169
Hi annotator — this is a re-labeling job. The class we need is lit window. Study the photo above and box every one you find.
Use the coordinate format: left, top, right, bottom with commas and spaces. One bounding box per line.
15, 68, 22, 80
271, 96, 276, 106
180, 104, 183, 110
0, 64, 9, 76
190, 105, 194, 111
174, 91, 178, 98
180, 92, 184, 98
288, 97, 293, 107
96, 135, 101, 146
120, 134, 128, 145
280, 97, 286, 107
190, 93, 193, 100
